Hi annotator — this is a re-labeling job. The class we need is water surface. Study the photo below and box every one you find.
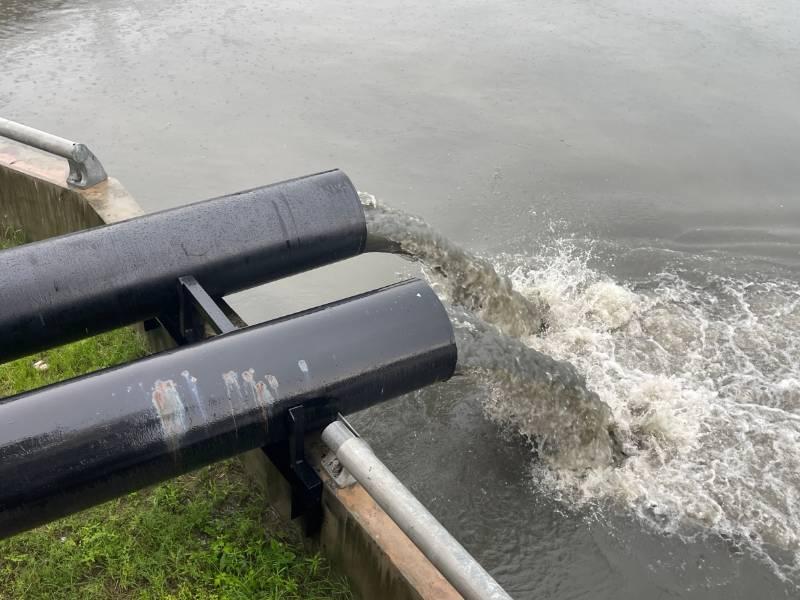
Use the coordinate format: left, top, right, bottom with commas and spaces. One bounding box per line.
2, 0, 799, 597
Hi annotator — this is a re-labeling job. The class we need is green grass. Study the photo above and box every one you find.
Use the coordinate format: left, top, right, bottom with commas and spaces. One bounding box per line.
0, 225, 25, 250
0, 229, 352, 600
0, 327, 148, 397
0, 460, 351, 600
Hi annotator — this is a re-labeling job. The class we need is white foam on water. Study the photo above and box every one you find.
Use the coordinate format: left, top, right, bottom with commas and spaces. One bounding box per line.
362, 193, 799, 584
363, 195, 622, 467
496, 239, 800, 585
449, 306, 621, 470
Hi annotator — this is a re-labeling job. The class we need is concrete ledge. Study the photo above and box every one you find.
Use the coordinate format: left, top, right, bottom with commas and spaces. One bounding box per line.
320, 464, 461, 600
0, 142, 463, 600
0, 139, 142, 240
242, 443, 462, 600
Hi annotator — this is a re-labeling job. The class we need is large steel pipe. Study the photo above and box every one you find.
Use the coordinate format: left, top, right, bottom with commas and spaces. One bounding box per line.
0, 279, 456, 538
0, 169, 365, 363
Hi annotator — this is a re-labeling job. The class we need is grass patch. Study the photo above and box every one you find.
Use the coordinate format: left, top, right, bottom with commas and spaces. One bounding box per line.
0, 461, 351, 600
0, 225, 25, 250
0, 327, 148, 397
0, 230, 352, 599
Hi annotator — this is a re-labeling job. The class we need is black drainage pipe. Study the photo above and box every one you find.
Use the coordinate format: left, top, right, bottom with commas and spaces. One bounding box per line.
0, 278, 456, 538
0, 169, 366, 363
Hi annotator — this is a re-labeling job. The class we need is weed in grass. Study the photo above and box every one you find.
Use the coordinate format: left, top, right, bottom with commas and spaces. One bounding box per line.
0, 225, 25, 250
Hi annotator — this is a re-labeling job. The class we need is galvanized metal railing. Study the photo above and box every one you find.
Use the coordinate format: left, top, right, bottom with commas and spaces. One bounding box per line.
0, 117, 107, 188
323, 419, 514, 600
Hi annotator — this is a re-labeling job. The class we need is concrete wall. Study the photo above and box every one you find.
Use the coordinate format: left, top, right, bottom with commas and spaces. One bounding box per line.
0, 139, 462, 600
243, 439, 460, 600
0, 139, 142, 240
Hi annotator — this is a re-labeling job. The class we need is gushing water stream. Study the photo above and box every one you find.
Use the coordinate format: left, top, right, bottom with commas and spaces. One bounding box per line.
362, 193, 621, 469
361, 195, 549, 337
361, 193, 800, 587
449, 307, 623, 469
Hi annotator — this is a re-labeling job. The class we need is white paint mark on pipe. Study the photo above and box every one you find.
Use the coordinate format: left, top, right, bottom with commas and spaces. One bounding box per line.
222, 370, 242, 399
220, 371, 241, 436
181, 370, 208, 421
266, 374, 279, 399
242, 368, 273, 408
151, 379, 188, 447
238, 368, 271, 430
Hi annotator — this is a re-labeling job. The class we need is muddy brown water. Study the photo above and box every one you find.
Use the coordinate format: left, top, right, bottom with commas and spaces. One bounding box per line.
2, 0, 799, 597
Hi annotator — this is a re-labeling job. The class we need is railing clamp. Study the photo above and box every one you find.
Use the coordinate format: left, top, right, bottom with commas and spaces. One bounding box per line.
0, 117, 108, 189
65, 143, 107, 189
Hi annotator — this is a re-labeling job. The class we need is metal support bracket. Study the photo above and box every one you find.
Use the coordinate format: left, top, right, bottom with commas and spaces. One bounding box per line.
159, 275, 325, 533
157, 275, 236, 345
263, 405, 324, 535
321, 414, 359, 488
289, 406, 324, 525
65, 143, 108, 189
178, 275, 237, 342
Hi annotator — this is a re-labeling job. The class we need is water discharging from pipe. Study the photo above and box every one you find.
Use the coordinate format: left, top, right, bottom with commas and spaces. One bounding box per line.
449, 306, 622, 469
361, 192, 800, 587
362, 193, 621, 469
362, 195, 549, 337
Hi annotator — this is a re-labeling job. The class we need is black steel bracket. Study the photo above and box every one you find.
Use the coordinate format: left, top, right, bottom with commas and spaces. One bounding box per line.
263, 405, 324, 535
157, 275, 236, 345
159, 275, 324, 534
178, 275, 237, 342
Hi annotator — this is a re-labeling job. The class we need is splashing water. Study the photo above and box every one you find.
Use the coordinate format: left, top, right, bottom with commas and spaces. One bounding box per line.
361, 193, 619, 468
361, 192, 800, 585
450, 307, 622, 469
360, 193, 549, 336
499, 240, 800, 585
